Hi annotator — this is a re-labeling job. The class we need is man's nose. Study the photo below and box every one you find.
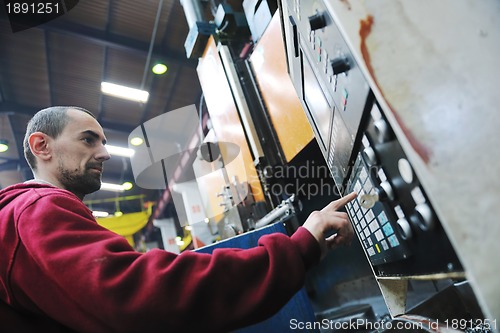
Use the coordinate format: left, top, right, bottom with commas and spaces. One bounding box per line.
96, 146, 111, 161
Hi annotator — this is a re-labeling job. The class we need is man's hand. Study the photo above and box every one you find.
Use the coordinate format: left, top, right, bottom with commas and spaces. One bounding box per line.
302, 192, 357, 259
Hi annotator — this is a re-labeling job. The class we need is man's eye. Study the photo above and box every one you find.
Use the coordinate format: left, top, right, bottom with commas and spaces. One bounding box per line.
83, 137, 94, 144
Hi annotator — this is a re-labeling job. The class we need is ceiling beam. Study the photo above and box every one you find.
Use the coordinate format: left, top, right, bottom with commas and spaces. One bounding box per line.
44, 30, 55, 106
6, 113, 32, 180
96, 0, 114, 121
40, 19, 197, 67
0, 102, 188, 142
0, 101, 136, 133
0, 16, 196, 67
0, 159, 21, 172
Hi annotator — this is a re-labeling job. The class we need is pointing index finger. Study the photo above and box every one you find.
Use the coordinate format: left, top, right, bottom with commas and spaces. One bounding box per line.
324, 191, 358, 211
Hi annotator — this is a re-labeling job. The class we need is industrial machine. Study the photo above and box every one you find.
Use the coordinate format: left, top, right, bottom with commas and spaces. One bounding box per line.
176, 0, 500, 332
278, 0, 499, 331
280, 0, 464, 276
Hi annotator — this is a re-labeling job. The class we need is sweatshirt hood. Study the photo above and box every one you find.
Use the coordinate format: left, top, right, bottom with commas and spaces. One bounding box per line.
0, 183, 66, 209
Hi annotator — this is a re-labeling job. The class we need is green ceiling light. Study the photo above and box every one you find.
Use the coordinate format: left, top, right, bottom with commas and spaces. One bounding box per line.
152, 63, 168, 75
130, 137, 144, 146
0, 139, 8, 153
122, 182, 133, 191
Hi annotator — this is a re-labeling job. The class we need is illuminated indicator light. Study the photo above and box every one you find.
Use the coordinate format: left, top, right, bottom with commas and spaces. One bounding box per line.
343, 89, 349, 99
375, 243, 381, 253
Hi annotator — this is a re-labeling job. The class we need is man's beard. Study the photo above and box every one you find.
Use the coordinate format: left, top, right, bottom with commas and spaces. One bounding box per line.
58, 161, 102, 196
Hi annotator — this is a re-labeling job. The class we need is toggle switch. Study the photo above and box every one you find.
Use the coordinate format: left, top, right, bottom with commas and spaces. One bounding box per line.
308, 12, 327, 31
330, 57, 350, 75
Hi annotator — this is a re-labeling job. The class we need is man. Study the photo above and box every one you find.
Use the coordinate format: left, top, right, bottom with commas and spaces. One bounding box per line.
0, 106, 356, 332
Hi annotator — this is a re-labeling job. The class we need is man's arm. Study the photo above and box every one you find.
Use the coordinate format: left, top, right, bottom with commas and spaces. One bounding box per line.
13, 190, 355, 332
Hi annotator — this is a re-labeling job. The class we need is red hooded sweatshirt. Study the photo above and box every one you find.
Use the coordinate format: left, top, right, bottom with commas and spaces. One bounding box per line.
0, 183, 320, 332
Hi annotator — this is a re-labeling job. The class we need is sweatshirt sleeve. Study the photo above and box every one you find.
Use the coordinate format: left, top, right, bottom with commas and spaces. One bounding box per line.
14, 191, 321, 333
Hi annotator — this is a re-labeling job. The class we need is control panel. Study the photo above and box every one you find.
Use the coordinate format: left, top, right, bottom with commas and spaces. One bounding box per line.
281, 0, 463, 277
345, 103, 462, 275
284, 0, 371, 189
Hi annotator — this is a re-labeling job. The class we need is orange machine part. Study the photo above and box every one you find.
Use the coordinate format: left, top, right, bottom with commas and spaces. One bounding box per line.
250, 13, 314, 162
197, 37, 265, 206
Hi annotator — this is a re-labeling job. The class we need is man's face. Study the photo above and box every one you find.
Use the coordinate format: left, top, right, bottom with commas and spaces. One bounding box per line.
50, 109, 110, 197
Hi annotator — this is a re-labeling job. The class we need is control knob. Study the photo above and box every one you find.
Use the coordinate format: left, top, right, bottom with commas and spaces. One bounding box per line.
362, 146, 378, 166
374, 118, 392, 143
330, 57, 350, 75
397, 218, 413, 240
398, 158, 414, 184
375, 180, 395, 201
410, 203, 435, 231
308, 13, 326, 31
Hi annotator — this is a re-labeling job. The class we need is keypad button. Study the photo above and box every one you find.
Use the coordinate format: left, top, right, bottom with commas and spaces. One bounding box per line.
364, 229, 371, 239
369, 219, 380, 233
382, 223, 395, 237
359, 168, 368, 183
378, 211, 388, 224
388, 235, 400, 248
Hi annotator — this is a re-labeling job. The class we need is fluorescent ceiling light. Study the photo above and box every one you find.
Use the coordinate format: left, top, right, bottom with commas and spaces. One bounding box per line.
152, 63, 168, 75
0, 141, 8, 152
106, 144, 135, 157
130, 137, 144, 146
100, 182, 133, 192
92, 211, 110, 218
101, 82, 149, 103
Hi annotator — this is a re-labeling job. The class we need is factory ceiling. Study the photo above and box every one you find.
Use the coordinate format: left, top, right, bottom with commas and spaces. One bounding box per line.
0, 0, 214, 215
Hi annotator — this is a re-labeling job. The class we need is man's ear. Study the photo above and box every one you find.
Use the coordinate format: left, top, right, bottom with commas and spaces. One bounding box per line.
29, 132, 52, 161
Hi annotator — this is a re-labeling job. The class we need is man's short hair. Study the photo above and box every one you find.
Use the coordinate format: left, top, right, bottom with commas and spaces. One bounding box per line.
23, 106, 95, 170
